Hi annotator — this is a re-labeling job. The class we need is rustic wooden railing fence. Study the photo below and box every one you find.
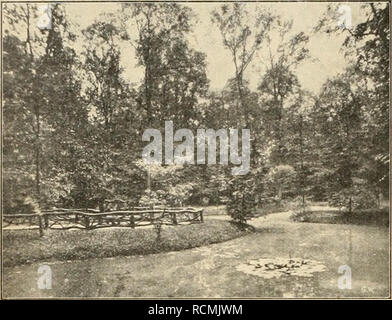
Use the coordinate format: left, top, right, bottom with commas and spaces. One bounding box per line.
3, 206, 204, 236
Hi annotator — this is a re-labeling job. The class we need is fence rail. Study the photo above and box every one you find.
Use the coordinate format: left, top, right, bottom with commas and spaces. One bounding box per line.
3, 207, 204, 236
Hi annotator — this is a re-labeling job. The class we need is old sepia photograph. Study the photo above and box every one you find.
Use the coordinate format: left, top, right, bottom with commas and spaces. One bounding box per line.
1, 0, 390, 299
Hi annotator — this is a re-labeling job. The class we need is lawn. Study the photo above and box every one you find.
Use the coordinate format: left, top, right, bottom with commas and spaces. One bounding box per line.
3, 211, 389, 298
197, 203, 290, 217
3, 219, 253, 267
291, 207, 389, 227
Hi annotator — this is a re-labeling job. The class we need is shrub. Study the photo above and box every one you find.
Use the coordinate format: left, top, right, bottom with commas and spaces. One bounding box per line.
165, 182, 194, 206
3, 195, 40, 215
226, 175, 257, 224
328, 186, 378, 212
266, 165, 295, 200
288, 196, 309, 213
139, 189, 167, 207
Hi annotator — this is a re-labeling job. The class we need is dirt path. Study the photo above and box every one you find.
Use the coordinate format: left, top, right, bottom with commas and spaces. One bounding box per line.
3, 211, 389, 298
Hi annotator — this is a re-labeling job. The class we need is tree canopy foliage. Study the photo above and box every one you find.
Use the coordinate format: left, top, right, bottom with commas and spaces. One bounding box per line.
2, 3, 389, 220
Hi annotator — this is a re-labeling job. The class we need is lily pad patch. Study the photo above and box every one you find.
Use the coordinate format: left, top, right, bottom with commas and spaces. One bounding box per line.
236, 257, 326, 279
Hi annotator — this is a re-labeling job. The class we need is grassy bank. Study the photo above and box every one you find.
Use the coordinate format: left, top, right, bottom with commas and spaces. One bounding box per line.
198, 203, 289, 217
3, 219, 253, 267
291, 208, 389, 227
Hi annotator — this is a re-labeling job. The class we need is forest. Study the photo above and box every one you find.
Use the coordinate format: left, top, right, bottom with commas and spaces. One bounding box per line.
2, 2, 389, 223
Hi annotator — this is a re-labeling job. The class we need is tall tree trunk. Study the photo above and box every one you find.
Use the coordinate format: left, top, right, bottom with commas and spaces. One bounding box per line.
35, 110, 41, 205
147, 169, 151, 190
299, 115, 305, 211
26, 4, 41, 205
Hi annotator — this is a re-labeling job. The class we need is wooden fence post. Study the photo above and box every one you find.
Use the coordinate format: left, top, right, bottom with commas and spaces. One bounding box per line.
149, 204, 154, 223
44, 214, 49, 228
84, 216, 90, 229
130, 214, 135, 229
171, 212, 178, 225
38, 215, 44, 237
200, 210, 204, 223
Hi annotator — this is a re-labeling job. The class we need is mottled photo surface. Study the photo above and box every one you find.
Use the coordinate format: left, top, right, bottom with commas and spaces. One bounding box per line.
1, 1, 390, 299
